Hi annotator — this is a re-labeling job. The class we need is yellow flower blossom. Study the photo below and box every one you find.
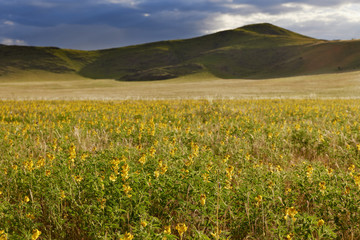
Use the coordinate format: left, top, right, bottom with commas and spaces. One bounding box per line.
123, 184, 132, 198
24, 196, 30, 203
0, 230, 8, 240
138, 154, 146, 165
26, 213, 35, 220
354, 174, 360, 188
327, 168, 333, 176
319, 181, 326, 194
306, 165, 313, 181
317, 219, 325, 227
176, 223, 187, 239
121, 163, 130, 181
344, 186, 351, 195
164, 225, 171, 234
202, 173, 209, 183
120, 232, 134, 240
284, 207, 298, 222
31, 229, 41, 240
60, 190, 66, 200
348, 164, 355, 176
73, 175, 83, 183
99, 198, 106, 209
255, 195, 262, 207
268, 180, 275, 190
200, 193, 206, 206
210, 230, 222, 239
225, 166, 234, 179
141, 220, 147, 227
286, 233, 294, 240
109, 174, 117, 182
159, 161, 168, 175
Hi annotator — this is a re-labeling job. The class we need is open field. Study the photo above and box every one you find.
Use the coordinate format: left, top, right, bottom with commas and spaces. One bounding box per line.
1, 71, 360, 99
1, 99, 360, 239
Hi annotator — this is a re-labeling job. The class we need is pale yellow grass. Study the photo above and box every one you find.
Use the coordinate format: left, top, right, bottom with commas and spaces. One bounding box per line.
0, 70, 360, 99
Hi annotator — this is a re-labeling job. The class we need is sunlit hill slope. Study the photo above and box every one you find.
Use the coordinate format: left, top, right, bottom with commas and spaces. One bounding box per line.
1, 23, 360, 81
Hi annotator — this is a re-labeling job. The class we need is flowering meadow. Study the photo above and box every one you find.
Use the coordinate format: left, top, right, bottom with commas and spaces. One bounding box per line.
1, 99, 360, 239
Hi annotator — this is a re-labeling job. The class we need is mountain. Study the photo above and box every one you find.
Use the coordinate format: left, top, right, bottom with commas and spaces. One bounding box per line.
1, 23, 360, 81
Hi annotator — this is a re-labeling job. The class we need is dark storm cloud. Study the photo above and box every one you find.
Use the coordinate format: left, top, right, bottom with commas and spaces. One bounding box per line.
0, 0, 359, 49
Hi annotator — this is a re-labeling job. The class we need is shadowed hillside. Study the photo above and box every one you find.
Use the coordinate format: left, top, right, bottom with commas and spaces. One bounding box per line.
1, 23, 360, 81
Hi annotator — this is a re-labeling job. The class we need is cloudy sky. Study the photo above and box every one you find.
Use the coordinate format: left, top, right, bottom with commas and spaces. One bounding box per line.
1, 0, 360, 50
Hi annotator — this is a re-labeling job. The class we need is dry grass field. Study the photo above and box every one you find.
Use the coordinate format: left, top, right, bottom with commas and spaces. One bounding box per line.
1, 71, 360, 99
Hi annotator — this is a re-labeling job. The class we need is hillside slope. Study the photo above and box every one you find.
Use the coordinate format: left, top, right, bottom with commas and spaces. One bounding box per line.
1, 23, 360, 81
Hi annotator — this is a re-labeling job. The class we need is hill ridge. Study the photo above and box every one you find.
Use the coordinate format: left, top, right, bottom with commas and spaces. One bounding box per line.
1, 23, 360, 81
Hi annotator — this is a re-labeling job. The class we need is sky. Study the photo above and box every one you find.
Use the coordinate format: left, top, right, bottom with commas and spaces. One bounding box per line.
1, 0, 360, 50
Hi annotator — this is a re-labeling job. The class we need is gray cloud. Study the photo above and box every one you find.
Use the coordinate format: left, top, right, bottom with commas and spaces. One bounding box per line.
0, 0, 359, 49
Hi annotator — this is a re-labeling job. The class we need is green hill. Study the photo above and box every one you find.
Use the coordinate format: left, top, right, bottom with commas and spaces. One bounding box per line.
1, 23, 360, 81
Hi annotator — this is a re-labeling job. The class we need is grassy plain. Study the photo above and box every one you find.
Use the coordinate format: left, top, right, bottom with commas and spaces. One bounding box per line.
1, 99, 360, 239
0, 70, 360, 99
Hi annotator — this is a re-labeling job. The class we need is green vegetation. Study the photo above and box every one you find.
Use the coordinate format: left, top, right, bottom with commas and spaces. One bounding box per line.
2, 99, 360, 239
2, 23, 360, 81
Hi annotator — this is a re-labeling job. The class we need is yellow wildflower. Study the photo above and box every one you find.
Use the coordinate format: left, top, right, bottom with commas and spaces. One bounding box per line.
319, 181, 326, 194
349, 164, 355, 176
306, 165, 313, 179
354, 174, 360, 188
69, 143, 76, 160
26, 213, 35, 220
109, 174, 117, 182
164, 225, 171, 235
141, 220, 148, 227
327, 168, 333, 176
317, 219, 325, 227
284, 207, 298, 222
255, 195, 262, 207
226, 166, 234, 179
344, 186, 350, 195
73, 175, 83, 183
268, 180, 275, 189
36, 157, 45, 168
99, 198, 106, 209
138, 154, 146, 165
121, 232, 133, 240
154, 171, 160, 178
176, 223, 187, 239
121, 163, 130, 181
31, 229, 41, 240
200, 193, 206, 206
286, 233, 294, 240
60, 190, 66, 200
202, 173, 209, 183
123, 184, 132, 198
0, 230, 7, 240
184, 158, 193, 167
149, 146, 156, 157
159, 162, 168, 174
24, 196, 30, 203
210, 230, 222, 239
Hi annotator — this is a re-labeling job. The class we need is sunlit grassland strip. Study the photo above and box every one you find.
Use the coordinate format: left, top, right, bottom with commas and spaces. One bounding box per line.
0, 71, 360, 99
